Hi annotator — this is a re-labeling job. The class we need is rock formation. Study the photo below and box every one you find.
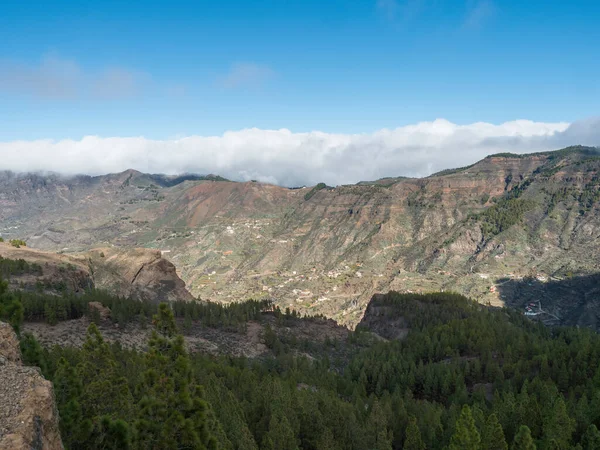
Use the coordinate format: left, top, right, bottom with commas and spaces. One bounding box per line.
0, 322, 63, 450
0, 243, 194, 303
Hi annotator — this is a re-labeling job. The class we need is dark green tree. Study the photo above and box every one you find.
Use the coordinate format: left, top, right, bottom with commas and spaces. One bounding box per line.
86, 416, 132, 450
542, 396, 574, 449
135, 303, 217, 450
449, 404, 481, 450
512, 425, 536, 450
77, 323, 133, 421
0, 276, 23, 333
315, 428, 339, 450
183, 310, 193, 335
261, 412, 299, 450
365, 400, 393, 450
482, 413, 508, 450
582, 424, 600, 450
19, 332, 48, 375
53, 357, 88, 449
404, 416, 425, 450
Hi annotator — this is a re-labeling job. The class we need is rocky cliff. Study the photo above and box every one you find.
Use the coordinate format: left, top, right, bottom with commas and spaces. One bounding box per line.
0, 243, 194, 302
0, 322, 63, 450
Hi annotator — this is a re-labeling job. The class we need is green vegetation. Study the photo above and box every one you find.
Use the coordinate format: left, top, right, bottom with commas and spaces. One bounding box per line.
5, 288, 600, 449
0, 256, 43, 277
471, 198, 535, 241
488, 152, 523, 158
304, 182, 327, 201
9, 238, 27, 248
429, 163, 476, 177
579, 177, 600, 212
0, 276, 23, 333
467, 176, 537, 241
18, 287, 275, 330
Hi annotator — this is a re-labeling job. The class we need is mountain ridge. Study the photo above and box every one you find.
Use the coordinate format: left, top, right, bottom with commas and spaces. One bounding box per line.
1, 145, 599, 327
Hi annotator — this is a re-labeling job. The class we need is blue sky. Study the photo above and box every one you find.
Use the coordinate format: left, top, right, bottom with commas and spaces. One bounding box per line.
1, 0, 599, 141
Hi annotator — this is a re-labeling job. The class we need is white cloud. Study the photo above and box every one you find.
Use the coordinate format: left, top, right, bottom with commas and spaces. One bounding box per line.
0, 118, 598, 187
0, 54, 146, 101
218, 63, 274, 89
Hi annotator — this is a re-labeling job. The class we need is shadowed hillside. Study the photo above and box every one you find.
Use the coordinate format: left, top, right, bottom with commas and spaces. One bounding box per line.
497, 272, 600, 330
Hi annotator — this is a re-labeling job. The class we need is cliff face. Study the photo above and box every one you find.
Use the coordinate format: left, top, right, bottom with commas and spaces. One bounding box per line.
87, 247, 195, 302
0, 243, 194, 302
0, 322, 63, 450
1, 147, 599, 327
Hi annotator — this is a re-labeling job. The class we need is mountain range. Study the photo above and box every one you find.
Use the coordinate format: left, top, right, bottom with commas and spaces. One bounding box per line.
1, 145, 599, 328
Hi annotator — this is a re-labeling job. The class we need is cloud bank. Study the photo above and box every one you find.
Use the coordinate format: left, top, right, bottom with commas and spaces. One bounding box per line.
1, 118, 598, 187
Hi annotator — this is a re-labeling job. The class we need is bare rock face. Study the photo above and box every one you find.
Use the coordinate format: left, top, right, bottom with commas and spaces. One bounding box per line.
0, 243, 195, 303
87, 301, 111, 320
0, 322, 21, 364
88, 247, 195, 303
0, 322, 63, 450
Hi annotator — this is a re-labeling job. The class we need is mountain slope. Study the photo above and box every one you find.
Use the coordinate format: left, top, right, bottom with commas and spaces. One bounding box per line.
1, 146, 599, 326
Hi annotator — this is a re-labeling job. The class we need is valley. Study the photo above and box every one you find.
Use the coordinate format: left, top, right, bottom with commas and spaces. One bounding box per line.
1, 146, 599, 328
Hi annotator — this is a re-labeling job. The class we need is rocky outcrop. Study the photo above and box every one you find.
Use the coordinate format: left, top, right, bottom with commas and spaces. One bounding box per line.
0, 243, 194, 303
0, 243, 92, 294
88, 247, 195, 303
0, 322, 63, 450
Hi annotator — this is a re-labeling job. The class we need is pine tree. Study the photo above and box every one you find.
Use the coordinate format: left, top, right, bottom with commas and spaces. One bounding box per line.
512, 425, 536, 450
19, 332, 48, 375
315, 428, 339, 450
582, 424, 600, 450
77, 323, 133, 421
261, 412, 299, 450
542, 396, 574, 449
365, 400, 393, 450
183, 310, 193, 335
0, 276, 23, 333
449, 404, 481, 450
404, 416, 425, 450
204, 375, 257, 450
86, 416, 131, 450
482, 413, 508, 450
53, 357, 87, 449
135, 303, 217, 450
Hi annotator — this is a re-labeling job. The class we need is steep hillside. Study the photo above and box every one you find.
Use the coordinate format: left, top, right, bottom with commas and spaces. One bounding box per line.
1, 146, 599, 326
